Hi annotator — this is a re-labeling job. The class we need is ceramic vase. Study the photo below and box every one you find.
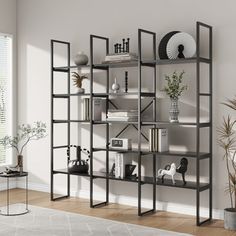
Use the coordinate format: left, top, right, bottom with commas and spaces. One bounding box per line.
74, 51, 88, 66
112, 78, 120, 93
169, 98, 179, 123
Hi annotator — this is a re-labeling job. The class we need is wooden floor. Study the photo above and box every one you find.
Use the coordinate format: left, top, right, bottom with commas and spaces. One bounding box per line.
0, 188, 235, 236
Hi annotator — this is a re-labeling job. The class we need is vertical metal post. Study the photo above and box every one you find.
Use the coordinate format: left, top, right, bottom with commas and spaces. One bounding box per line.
50, 40, 54, 201
209, 26, 213, 220
196, 22, 200, 226
26, 175, 28, 211
106, 39, 109, 204
90, 35, 94, 208
7, 178, 9, 215
138, 29, 142, 216
67, 43, 71, 197
153, 33, 157, 212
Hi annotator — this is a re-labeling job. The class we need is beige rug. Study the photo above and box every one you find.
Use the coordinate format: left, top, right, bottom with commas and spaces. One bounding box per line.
0, 204, 192, 236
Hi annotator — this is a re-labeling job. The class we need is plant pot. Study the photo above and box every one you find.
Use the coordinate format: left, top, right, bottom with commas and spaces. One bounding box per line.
77, 87, 85, 94
169, 98, 179, 123
17, 155, 23, 175
224, 208, 236, 230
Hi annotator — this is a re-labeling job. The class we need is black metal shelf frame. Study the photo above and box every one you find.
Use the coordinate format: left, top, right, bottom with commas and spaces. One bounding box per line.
50, 21, 212, 226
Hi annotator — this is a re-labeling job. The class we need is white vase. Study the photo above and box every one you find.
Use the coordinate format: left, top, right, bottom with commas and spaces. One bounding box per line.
111, 78, 120, 93
169, 98, 179, 123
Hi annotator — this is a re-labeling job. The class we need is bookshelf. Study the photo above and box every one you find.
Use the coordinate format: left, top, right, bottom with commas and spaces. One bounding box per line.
50, 21, 212, 226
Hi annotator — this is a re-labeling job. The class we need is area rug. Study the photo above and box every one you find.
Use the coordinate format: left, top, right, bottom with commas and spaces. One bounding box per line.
0, 204, 192, 236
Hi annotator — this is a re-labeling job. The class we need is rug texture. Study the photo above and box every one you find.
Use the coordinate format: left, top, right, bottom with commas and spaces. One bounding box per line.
0, 204, 192, 236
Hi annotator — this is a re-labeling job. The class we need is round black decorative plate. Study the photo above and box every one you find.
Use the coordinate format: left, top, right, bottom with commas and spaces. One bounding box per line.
158, 31, 179, 59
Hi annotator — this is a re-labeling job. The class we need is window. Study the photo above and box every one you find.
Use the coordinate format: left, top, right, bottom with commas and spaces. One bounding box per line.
0, 34, 13, 165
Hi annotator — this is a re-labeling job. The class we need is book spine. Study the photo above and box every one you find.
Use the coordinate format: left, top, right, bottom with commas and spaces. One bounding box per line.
93, 99, 102, 121
149, 129, 152, 151
155, 128, 158, 152
83, 98, 90, 120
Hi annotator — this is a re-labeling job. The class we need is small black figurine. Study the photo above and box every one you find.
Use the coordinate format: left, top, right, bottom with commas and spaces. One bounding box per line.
125, 71, 128, 93
126, 38, 130, 53
176, 158, 188, 185
122, 38, 125, 53
109, 163, 115, 176
125, 164, 137, 180
113, 38, 130, 54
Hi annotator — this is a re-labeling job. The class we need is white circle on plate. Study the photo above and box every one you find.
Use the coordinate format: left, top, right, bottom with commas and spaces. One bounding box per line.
166, 32, 196, 59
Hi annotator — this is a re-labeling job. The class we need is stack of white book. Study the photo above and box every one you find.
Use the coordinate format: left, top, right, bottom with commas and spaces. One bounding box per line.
103, 53, 138, 63
149, 128, 169, 152
115, 153, 132, 178
106, 109, 138, 122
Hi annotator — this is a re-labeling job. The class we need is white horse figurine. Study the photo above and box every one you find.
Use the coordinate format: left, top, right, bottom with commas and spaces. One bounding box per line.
157, 163, 176, 185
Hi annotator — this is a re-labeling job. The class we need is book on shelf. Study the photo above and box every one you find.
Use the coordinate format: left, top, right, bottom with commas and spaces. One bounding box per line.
149, 128, 168, 152
82, 98, 106, 121
107, 109, 138, 117
115, 153, 133, 178
106, 117, 138, 122
107, 109, 138, 121
83, 98, 90, 120
103, 52, 138, 64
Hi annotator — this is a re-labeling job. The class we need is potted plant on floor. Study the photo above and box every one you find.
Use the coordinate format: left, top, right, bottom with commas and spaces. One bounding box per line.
218, 97, 236, 230
0, 121, 47, 174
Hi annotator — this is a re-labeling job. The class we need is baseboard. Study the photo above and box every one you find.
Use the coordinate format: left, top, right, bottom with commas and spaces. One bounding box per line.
0, 180, 17, 190
16, 180, 224, 220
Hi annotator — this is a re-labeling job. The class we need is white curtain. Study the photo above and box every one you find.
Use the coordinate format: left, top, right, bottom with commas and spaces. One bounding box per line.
0, 35, 12, 164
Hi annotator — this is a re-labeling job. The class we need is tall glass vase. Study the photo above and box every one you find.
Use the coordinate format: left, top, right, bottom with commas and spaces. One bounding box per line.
17, 155, 23, 175
169, 98, 179, 123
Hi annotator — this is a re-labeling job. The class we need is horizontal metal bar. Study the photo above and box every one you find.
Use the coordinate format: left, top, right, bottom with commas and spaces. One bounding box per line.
141, 62, 156, 67
139, 209, 155, 216
51, 39, 70, 45
53, 67, 69, 72
92, 65, 109, 70
52, 145, 68, 149
200, 184, 210, 192
199, 153, 211, 160
92, 201, 107, 208
52, 195, 69, 201
199, 57, 211, 64
199, 93, 211, 96
197, 21, 212, 29
90, 34, 109, 41
198, 218, 211, 226
138, 28, 156, 36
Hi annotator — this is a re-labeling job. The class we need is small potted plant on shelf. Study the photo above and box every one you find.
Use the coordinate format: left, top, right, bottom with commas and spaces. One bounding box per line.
0, 121, 47, 175
72, 72, 88, 94
163, 71, 187, 123
218, 97, 236, 230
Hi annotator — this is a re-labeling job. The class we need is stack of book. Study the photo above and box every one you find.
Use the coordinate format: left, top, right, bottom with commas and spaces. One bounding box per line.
149, 128, 169, 152
106, 109, 138, 122
82, 98, 106, 121
103, 53, 138, 64
115, 153, 132, 178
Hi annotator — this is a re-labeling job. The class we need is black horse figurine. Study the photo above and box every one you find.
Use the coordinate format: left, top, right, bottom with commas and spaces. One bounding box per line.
176, 158, 188, 185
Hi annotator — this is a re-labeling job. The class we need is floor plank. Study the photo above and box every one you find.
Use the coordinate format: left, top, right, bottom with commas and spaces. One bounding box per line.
0, 188, 235, 236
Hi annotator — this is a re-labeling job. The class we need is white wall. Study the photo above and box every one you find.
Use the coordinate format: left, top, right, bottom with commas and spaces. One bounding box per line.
16, 0, 236, 219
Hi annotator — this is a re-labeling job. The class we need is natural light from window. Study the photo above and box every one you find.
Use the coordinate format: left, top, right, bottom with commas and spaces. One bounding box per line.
0, 34, 13, 165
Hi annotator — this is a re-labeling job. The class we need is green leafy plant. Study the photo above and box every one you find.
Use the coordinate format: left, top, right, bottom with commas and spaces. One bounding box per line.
0, 121, 47, 155
218, 98, 236, 209
72, 72, 87, 88
163, 71, 187, 100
